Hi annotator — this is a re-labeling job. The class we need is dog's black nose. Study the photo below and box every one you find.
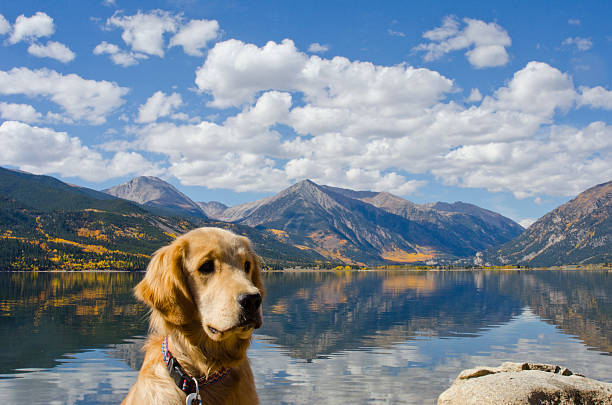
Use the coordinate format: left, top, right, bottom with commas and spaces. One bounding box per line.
238, 293, 262, 314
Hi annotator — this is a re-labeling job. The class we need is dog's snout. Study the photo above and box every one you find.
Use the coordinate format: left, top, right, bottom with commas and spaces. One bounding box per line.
238, 293, 262, 314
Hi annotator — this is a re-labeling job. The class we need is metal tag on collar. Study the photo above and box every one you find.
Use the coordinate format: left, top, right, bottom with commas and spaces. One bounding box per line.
186, 377, 201, 405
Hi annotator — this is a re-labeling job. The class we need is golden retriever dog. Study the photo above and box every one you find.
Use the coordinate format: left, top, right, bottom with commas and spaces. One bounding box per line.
122, 227, 264, 405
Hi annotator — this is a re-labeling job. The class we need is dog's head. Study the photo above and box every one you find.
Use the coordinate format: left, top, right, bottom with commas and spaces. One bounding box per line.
135, 227, 264, 362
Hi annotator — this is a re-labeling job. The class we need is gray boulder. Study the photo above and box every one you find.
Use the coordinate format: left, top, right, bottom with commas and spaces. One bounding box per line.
437, 362, 612, 404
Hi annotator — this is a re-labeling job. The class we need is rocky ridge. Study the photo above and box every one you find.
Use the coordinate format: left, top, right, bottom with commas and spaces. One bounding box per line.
104, 176, 207, 218
481, 181, 612, 266
210, 179, 523, 264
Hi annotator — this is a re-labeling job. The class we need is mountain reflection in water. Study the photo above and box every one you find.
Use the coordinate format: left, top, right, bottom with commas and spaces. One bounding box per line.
258, 270, 612, 358
260, 271, 526, 360
0, 270, 610, 404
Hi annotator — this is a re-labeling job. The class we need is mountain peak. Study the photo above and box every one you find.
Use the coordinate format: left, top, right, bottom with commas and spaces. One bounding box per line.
104, 176, 207, 218
289, 179, 319, 190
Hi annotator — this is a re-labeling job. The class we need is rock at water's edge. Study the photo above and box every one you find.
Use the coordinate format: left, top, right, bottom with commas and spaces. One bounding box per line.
437, 362, 612, 405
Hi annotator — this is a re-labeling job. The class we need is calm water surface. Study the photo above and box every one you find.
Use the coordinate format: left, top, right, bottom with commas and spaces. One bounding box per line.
1, 270, 611, 404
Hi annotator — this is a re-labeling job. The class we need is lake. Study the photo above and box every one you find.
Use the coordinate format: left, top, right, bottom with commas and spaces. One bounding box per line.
1, 270, 611, 404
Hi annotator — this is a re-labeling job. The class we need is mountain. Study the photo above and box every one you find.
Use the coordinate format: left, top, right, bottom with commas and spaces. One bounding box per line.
104, 176, 207, 219
215, 180, 523, 265
481, 181, 612, 266
359, 192, 524, 254
0, 168, 327, 271
197, 201, 228, 218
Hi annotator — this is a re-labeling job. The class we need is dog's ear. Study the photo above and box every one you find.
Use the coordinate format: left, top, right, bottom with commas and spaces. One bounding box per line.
135, 241, 196, 325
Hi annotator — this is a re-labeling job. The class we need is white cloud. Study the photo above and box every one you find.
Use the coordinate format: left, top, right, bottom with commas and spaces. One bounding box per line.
465, 44, 508, 68
466, 88, 482, 102
434, 121, 612, 198
103, 12, 221, 60
107, 151, 163, 178
116, 91, 294, 192
195, 39, 309, 108
106, 10, 178, 57
0, 67, 128, 124
308, 42, 329, 53
562, 37, 593, 51
0, 14, 10, 35
484, 61, 575, 118
518, 218, 535, 228
169, 19, 219, 56
196, 44, 610, 197
8, 11, 55, 44
196, 38, 454, 109
578, 86, 612, 110
414, 16, 511, 68
568, 18, 581, 25
0, 121, 160, 181
0, 102, 42, 123
93, 41, 148, 67
136, 91, 183, 123
0, 121, 107, 180
27, 41, 75, 63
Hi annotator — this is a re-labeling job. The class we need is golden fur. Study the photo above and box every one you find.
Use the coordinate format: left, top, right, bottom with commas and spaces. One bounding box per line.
122, 227, 264, 405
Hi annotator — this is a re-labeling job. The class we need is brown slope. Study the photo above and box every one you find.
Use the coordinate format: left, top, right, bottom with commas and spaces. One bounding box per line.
483, 180, 612, 266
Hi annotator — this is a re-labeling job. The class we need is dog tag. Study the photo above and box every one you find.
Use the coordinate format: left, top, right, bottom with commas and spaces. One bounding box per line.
186, 392, 200, 405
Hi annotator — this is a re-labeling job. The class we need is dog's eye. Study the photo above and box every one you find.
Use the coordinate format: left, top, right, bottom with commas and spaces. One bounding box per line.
244, 261, 251, 273
199, 260, 215, 274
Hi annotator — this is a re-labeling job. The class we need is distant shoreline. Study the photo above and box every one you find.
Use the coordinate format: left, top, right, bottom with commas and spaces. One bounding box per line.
266, 265, 611, 273
3, 265, 609, 273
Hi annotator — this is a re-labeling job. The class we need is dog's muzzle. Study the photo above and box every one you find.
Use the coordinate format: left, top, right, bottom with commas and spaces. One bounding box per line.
237, 292, 262, 329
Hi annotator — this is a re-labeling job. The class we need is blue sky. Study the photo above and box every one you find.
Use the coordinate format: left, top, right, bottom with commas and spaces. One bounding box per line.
0, 1, 610, 227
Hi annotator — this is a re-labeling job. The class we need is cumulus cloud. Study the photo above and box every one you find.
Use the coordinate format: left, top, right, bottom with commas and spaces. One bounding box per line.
577, 86, 612, 110
413, 16, 511, 68
434, 122, 612, 198
562, 37, 593, 51
484, 61, 575, 118
169, 19, 219, 56
0, 67, 128, 124
136, 91, 183, 123
196, 38, 454, 108
177, 45, 608, 196
0, 121, 160, 181
27, 41, 75, 63
100, 11, 220, 63
308, 42, 329, 53
93, 41, 148, 67
8, 11, 55, 44
106, 10, 179, 57
107, 151, 163, 178
0, 14, 10, 36
0, 121, 107, 181
0, 102, 42, 123
568, 18, 581, 26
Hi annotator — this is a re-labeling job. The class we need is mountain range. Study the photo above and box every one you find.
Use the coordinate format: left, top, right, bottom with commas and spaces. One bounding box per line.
1, 166, 609, 269
104, 176, 523, 265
